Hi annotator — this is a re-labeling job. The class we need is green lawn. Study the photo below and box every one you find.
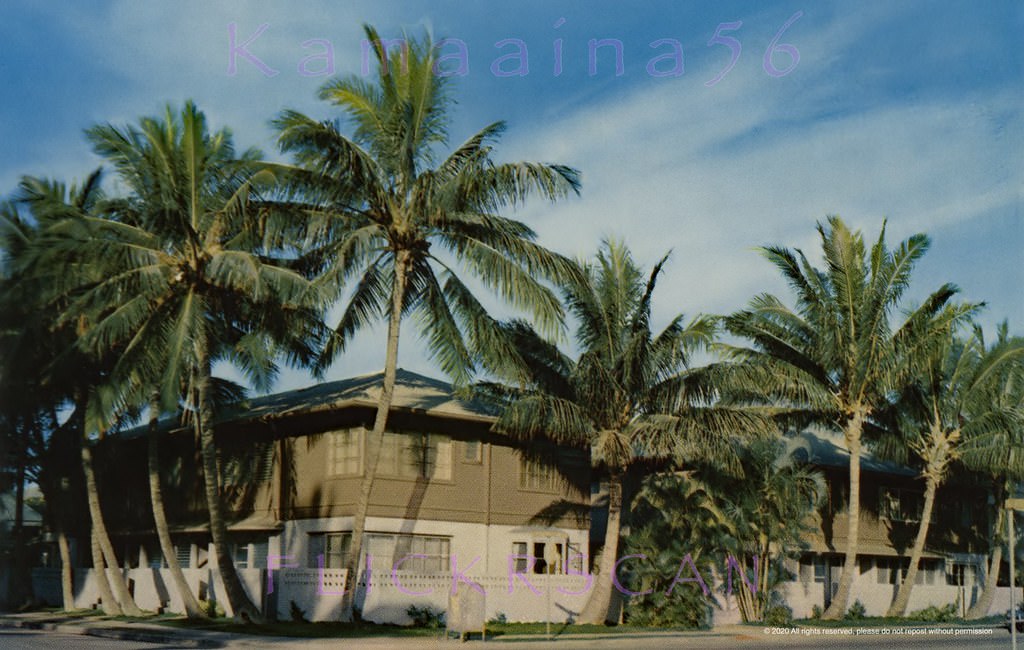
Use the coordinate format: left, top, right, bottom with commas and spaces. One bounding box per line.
150, 618, 703, 639
791, 615, 1003, 628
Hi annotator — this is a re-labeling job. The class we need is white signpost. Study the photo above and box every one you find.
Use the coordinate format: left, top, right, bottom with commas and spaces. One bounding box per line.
1007, 498, 1024, 650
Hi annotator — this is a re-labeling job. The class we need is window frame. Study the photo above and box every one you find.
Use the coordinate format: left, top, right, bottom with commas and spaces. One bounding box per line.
378, 431, 453, 481
328, 429, 364, 477
519, 458, 559, 492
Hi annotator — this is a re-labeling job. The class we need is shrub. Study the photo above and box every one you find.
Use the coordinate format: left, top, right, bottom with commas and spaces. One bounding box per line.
907, 603, 957, 622
407, 605, 445, 628
764, 604, 793, 626
810, 604, 823, 619
847, 600, 867, 620
200, 598, 224, 618
487, 612, 507, 625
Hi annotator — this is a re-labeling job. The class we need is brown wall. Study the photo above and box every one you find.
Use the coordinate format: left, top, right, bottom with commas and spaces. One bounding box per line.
810, 467, 987, 555
281, 427, 590, 530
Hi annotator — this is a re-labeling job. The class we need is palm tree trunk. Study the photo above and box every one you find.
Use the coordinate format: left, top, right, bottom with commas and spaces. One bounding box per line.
194, 335, 264, 623
57, 525, 74, 610
579, 472, 624, 624
81, 441, 144, 616
90, 529, 121, 615
823, 411, 864, 619
147, 402, 206, 618
886, 473, 939, 616
967, 493, 1006, 619
41, 420, 75, 610
341, 249, 411, 620
8, 438, 32, 608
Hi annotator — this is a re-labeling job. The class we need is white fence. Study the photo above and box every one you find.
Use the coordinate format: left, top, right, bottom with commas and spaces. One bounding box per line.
30, 567, 1019, 624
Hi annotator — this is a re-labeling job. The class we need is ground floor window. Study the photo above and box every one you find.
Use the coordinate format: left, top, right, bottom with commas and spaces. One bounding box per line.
229, 537, 270, 570
946, 561, 978, 586
798, 555, 842, 585
511, 538, 570, 574
308, 532, 352, 569
174, 542, 192, 568
876, 557, 942, 585
369, 533, 451, 573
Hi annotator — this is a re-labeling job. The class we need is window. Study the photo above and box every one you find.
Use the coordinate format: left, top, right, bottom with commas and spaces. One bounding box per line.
145, 542, 163, 569
232, 543, 250, 569
309, 532, 352, 569
174, 543, 191, 568
463, 440, 482, 463
879, 487, 933, 523
218, 446, 273, 486
512, 542, 529, 574
329, 429, 362, 476
799, 556, 840, 585
519, 459, 558, 491
255, 445, 274, 483
510, 539, 568, 574
252, 541, 268, 569
378, 432, 452, 480
877, 558, 941, 585
369, 534, 451, 573
947, 562, 976, 586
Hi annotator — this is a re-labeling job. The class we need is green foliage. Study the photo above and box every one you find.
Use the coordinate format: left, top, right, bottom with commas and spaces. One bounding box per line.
907, 603, 957, 622
764, 604, 793, 626
846, 600, 867, 620
406, 605, 445, 628
201, 598, 225, 619
721, 217, 973, 617
487, 612, 507, 625
620, 473, 725, 629
273, 24, 581, 383
811, 604, 823, 619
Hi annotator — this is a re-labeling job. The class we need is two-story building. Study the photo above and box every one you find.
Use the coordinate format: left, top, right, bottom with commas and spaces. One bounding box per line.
35, 369, 593, 622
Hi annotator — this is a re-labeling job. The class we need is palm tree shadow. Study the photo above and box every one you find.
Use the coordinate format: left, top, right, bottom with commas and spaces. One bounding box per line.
528, 500, 590, 528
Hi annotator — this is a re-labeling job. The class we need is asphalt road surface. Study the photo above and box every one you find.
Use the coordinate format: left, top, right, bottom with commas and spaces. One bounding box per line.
0, 628, 186, 649
0, 626, 1015, 649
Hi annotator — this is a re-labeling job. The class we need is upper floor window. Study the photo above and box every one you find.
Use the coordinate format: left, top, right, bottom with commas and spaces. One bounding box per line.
378, 432, 452, 480
219, 444, 274, 485
463, 440, 482, 463
879, 487, 933, 524
329, 429, 363, 476
519, 458, 558, 492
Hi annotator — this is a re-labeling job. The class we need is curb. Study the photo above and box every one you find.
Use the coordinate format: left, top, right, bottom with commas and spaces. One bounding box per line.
0, 618, 225, 648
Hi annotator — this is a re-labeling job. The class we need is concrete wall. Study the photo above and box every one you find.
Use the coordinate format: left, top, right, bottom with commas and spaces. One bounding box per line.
278, 516, 588, 576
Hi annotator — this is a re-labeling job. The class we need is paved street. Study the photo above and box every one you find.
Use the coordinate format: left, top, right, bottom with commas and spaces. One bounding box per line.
0, 618, 1014, 649
0, 628, 182, 649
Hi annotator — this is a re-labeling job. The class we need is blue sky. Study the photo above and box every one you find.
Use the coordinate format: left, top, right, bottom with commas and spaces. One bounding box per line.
2, 1, 1021, 393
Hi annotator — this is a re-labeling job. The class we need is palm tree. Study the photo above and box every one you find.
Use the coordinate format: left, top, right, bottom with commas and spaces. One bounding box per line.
10, 175, 144, 615
712, 437, 824, 622
960, 324, 1024, 618
722, 217, 970, 619
880, 326, 1023, 616
476, 239, 765, 624
33, 102, 323, 622
272, 24, 580, 617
